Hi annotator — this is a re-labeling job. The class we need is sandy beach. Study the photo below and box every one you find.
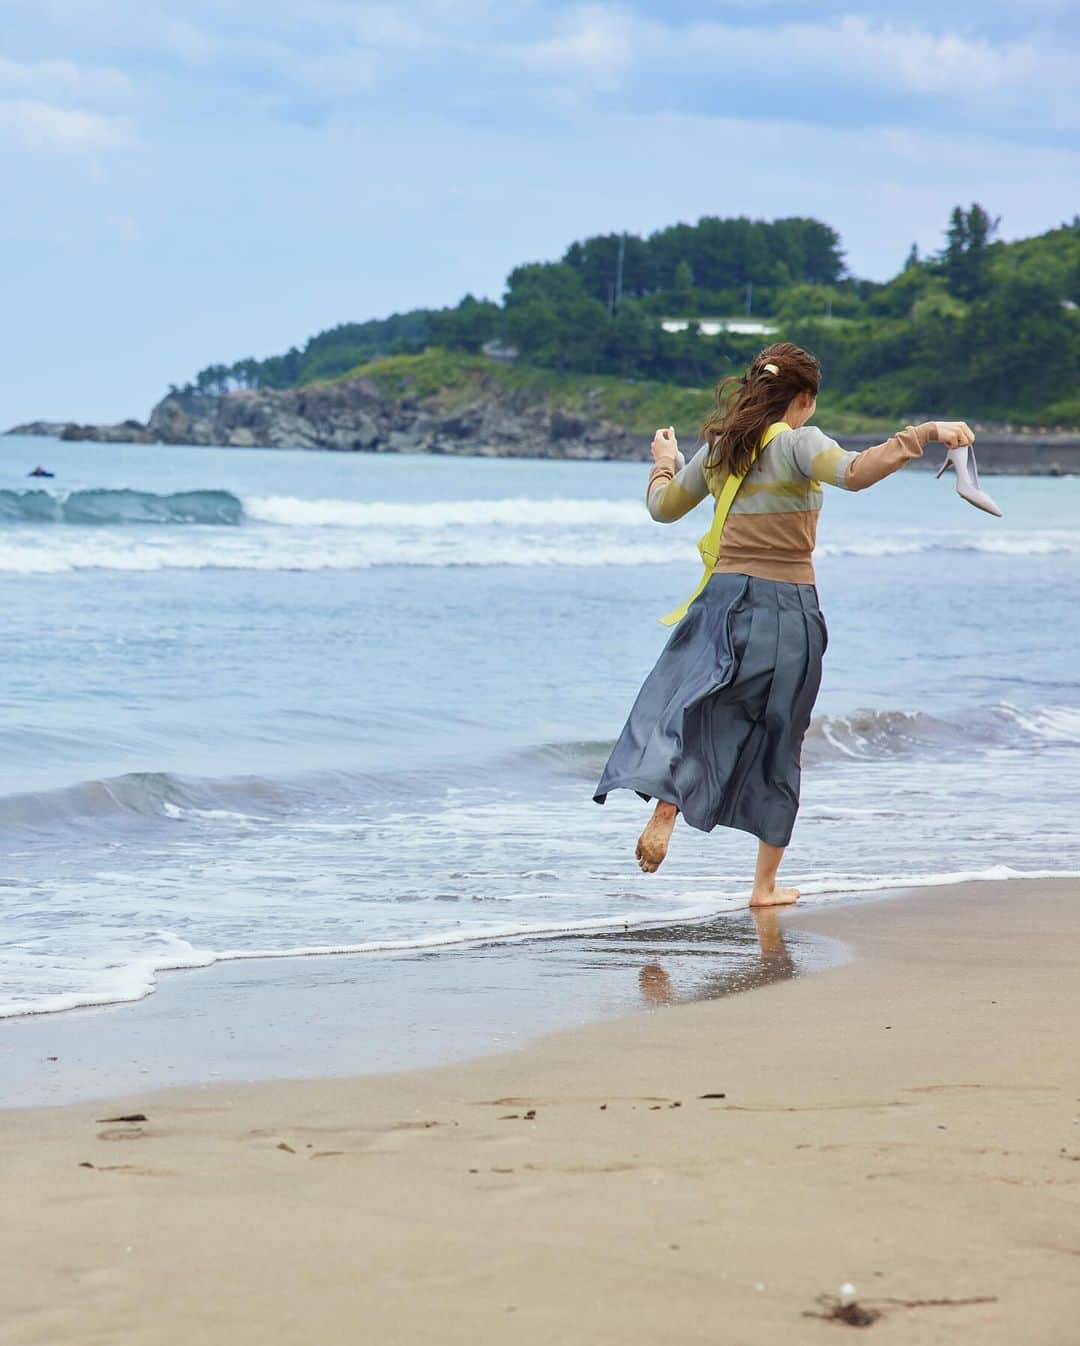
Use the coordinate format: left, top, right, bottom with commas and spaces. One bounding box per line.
4, 877, 1080, 1344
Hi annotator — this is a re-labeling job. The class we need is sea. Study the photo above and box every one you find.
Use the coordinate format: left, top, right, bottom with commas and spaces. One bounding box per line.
2, 432, 1078, 1020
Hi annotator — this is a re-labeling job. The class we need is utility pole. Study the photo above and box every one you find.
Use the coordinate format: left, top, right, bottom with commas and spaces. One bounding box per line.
614, 233, 626, 312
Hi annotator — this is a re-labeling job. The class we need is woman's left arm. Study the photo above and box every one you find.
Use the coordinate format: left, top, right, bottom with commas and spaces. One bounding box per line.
791, 422, 971, 492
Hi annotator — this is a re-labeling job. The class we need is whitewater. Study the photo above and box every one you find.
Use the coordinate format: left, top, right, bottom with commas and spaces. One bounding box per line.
2, 432, 1079, 1018
0, 482, 1078, 574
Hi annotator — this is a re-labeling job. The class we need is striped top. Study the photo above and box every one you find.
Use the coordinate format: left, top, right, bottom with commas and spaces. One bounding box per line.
647, 423, 933, 583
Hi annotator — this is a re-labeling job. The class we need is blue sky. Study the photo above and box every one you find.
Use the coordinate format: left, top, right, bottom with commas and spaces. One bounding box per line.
2, 1, 1078, 426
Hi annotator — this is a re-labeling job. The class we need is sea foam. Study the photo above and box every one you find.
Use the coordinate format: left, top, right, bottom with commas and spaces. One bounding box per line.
0, 487, 1075, 574
3, 864, 1076, 1021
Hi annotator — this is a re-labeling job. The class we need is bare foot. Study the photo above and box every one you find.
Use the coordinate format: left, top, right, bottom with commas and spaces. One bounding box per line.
748, 884, 800, 908
636, 802, 677, 873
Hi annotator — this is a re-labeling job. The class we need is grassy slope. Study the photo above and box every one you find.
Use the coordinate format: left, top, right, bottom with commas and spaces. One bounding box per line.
333, 349, 894, 436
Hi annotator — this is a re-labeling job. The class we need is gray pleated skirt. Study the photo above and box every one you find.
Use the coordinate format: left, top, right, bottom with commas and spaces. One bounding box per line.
593, 573, 827, 848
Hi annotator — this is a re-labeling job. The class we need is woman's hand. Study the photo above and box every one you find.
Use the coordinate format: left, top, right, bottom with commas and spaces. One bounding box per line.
651, 425, 680, 468
931, 420, 975, 448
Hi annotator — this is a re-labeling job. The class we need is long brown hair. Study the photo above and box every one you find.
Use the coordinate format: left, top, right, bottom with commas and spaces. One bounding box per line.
701, 342, 821, 482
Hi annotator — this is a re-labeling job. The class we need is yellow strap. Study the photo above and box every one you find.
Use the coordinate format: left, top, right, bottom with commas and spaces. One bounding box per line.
658, 421, 791, 626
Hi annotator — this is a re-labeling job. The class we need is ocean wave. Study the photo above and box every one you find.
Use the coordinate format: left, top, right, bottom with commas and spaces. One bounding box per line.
519, 704, 1080, 783
817, 532, 1080, 558
804, 708, 970, 762
6, 701, 1077, 839
0, 770, 291, 836
0, 487, 243, 526
513, 703, 1080, 779
243, 494, 646, 528
995, 701, 1080, 743
0, 759, 515, 840
0, 534, 683, 574
0, 486, 1077, 572
2, 532, 1071, 575
803, 701, 1080, 763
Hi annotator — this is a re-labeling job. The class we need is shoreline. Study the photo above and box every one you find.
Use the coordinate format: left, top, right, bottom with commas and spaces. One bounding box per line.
1, 900, 848, 1110
3, 872, 1076, 1109
6, 424, 1080, 475
5, 875, 1080, 1343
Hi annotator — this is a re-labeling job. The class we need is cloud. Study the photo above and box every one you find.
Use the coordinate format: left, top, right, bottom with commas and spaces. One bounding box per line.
774, 16, 1040, 91
517, 5, 636, 91
157, 19, 382, 100
0, 52, 135, 161
0, 99, 136, 154
538, 8, 1079, 134
0, 54, 131, 100
4, 2, 1074, 138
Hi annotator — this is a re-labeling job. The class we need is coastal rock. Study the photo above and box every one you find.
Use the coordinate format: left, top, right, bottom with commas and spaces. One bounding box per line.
8, 381, 1080, 471
5, 420, 71, 437
59, 419, 155, 444
549, 409, 586, 441
3, 367, 647, 461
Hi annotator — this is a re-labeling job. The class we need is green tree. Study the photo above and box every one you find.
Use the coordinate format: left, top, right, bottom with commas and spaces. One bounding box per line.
777, 217, 845, 285
503, 263, 611, 370
961, 274, 1075, 411
563, 234, 650, 303
944, 203, 998, 300
776, 283, 861, 325
428, 295, 501, 351
606, 299, 659, 376
1069, 255, 1080, 305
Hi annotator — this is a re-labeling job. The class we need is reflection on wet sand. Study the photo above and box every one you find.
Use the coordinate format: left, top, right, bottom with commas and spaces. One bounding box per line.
638, 909, 798, 1007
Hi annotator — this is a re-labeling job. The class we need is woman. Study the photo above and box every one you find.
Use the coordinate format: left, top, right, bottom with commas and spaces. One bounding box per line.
593, 341, 975, 907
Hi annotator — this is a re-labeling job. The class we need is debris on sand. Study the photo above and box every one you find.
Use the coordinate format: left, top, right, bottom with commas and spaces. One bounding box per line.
805, 1288, 998, 1329
804, 1293, 881, 1328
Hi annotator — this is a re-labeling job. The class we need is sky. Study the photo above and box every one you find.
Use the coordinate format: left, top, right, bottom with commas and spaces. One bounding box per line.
1, 1, 1078, 427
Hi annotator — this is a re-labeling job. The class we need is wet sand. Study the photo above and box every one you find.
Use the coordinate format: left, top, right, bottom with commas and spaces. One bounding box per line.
0, 912, 844, 1109
4, 877, 1080, 1344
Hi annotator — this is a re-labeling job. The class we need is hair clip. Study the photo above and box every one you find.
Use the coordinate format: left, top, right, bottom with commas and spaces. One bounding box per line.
762, 362, 779, 375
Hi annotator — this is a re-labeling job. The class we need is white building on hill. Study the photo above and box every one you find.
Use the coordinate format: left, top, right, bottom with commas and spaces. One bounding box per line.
661, 318, 779, 336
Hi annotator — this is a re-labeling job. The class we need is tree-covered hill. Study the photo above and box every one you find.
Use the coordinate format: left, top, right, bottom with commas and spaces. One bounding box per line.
178, 207, 1080, 427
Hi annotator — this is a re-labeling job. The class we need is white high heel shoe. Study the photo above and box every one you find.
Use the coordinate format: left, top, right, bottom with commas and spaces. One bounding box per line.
935, 443, 1003, 517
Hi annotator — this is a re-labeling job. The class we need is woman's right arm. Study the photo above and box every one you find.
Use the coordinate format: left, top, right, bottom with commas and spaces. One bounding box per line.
646, 427, 710, 522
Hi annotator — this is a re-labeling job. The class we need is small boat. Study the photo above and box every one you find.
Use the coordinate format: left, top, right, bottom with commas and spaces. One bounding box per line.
28, 466, 55, 478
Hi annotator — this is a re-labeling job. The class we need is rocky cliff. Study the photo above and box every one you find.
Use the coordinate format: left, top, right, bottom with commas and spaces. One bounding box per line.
9, 375, 643, 462
8, 365, 1080, 472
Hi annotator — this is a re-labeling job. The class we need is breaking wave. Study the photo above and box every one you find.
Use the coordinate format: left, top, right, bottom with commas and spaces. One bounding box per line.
804, 701, 1080, 763
517, 703, 1080, 780
0, 487, 243, 525
1, 487, 1078, 572
5, 699, 1078, 841
242, 495, 646, 528
0, 770, 290, 836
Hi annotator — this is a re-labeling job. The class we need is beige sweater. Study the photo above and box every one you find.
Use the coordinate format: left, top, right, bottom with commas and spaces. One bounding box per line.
646, 422, 936, 584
